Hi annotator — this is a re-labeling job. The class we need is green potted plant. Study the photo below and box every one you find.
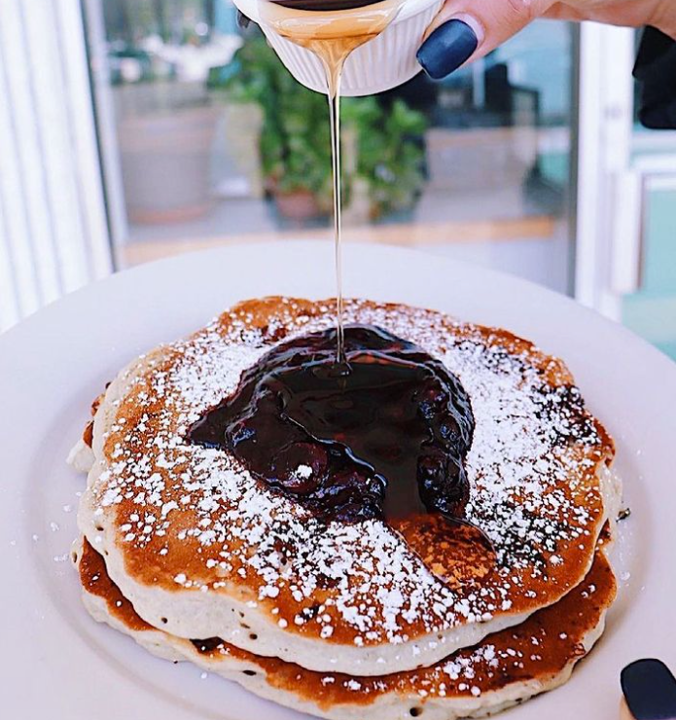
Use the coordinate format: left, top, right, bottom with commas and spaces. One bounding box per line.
263, 86, 335, 219
343, 97, 427, 220
213, 35, 333, 219
212, 33, 428, 222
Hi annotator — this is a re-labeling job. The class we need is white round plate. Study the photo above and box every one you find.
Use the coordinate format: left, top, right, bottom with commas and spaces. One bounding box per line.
1, 241, 674, 720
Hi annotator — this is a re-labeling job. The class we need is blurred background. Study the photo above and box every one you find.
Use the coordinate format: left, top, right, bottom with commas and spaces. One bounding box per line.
0, 0, 674, 358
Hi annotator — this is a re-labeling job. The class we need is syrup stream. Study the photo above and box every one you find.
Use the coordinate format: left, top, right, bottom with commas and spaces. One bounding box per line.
193, 6, 499, 576
324, 56, 345, 362
260, 0, 401, 362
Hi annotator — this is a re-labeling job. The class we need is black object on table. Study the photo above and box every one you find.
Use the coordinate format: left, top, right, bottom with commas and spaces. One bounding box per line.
621, 658, 676, 719
634, 27, 676, 130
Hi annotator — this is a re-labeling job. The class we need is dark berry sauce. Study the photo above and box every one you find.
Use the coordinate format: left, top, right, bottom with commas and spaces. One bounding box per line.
189, 325, 475, 528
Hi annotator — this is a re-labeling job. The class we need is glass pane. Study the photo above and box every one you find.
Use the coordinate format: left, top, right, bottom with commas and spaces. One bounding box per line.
88, 2, 576, 294
622, 30, 676, 361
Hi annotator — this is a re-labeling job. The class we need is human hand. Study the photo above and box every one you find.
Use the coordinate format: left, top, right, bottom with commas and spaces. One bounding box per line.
417, 0, 676, 80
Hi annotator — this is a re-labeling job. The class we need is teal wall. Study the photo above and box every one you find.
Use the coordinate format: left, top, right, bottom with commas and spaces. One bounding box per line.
622, 188, 676, 360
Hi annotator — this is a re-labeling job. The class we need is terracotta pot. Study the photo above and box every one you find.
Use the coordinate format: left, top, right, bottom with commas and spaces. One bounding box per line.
274, 189, 322, 220
118, 104, 219, 224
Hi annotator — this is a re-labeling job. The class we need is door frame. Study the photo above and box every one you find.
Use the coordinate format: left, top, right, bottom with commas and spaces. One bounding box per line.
573, 24, 676, 321
573, 22, 636, 320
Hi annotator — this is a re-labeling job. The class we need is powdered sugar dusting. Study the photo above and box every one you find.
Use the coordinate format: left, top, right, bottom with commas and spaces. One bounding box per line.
86, 298, 611, 645
185, 551, 614, 703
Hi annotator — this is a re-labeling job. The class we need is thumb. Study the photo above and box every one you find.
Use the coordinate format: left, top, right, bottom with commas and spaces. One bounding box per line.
417, 0, 555, 79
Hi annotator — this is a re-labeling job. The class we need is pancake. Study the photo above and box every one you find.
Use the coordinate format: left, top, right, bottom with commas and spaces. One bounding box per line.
73, 297, 616, 675
74, 535, 617, 720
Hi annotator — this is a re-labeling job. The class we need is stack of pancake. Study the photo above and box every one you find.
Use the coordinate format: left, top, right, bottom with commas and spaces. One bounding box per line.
69, 297, 620, 719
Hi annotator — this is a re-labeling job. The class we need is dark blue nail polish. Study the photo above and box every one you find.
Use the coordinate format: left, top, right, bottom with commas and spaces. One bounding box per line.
621, 659, 676, 719
416, 19, 478, 80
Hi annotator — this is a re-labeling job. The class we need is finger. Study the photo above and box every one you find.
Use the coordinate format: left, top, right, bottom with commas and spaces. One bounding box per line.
542, 3, 587, 22
417, 0, 555, 80
544, 1, 668, 29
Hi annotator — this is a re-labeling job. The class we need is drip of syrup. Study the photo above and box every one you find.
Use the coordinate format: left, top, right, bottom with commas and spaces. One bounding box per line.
258, 0, 403, 361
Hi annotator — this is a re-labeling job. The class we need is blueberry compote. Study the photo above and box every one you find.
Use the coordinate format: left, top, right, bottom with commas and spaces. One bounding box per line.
190, 325, 477, 533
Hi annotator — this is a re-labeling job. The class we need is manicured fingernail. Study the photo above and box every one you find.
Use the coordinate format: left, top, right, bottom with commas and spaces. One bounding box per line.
416, 19, 479, 80
621, 659, 676, 719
